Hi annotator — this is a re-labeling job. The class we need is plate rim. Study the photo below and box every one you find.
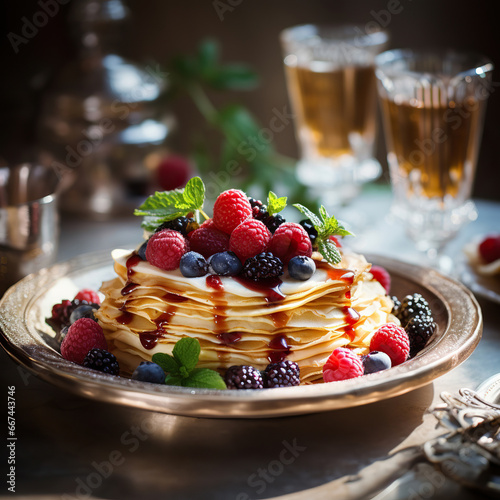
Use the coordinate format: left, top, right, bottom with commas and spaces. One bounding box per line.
0, 250, 483, 418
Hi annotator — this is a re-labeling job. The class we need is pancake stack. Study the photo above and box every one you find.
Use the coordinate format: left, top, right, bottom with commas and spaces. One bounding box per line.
97, 249, 394, 383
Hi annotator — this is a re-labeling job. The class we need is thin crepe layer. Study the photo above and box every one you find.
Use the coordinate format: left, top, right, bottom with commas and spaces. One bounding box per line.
97, 249, 394, 383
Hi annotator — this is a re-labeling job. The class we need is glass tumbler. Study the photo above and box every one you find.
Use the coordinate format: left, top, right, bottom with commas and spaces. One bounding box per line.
375, 50, 494, 263
280, 24, 389, 206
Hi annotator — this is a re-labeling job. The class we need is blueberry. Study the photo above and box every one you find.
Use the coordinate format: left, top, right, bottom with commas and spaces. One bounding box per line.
288, 256, 316, 280
362, 351, 392, 374
138, 240, 148, 261
208, 251, 243, 276
131, 361, 165, 384
69, 304, 99, 324
179, 251, 208, 277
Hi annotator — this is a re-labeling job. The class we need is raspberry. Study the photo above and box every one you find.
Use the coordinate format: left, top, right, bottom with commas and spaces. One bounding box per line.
370, 323, 410, 366
479, 235, 500, 264
240, 252, 284, 281
145, 229, 188, 271
189, 225, 230, 258
51, 299, 72, 321
269, 223, 312, 264
74, 289, 100, 305
323, 347, 364, 382
225, 365, 264, 389
370, 265, 391, 294
156, 155, 191, 191
83, 348, 120, 375
406, 314, 436, 357
264, 361, 300, 388
229, 219, 272, 262
200, 218, 216, 229
61, 318, 107, 365
213, 189, 252, 234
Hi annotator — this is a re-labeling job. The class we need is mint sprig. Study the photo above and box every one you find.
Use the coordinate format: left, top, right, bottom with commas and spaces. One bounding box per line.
267, 191, 287, 216
152, 338, 227, 390
293, 204, 354, 265
134, 176, 206, 231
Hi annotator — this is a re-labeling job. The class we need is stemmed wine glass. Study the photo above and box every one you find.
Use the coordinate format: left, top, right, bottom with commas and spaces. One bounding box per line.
280, 24, 389, 222
375, 49, 494, 273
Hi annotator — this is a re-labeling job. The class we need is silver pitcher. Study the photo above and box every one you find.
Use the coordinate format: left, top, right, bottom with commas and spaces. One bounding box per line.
0, 162, 60, 295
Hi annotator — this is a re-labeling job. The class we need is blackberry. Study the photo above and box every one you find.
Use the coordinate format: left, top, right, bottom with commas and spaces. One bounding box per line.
155, 216, 198, 237
248, 197, 264, 209
264, 214, 286, 233
225, 365, 264, 389
83, 348, 120, 375
406, 314, 436, 357
299, 219, 318, 247
247, 197, 265, 218
253, 206, 269, 220
240, 252, 284, 281
397, 293, 433, 325
391, 296, 401, 318
264, 361, 300, 388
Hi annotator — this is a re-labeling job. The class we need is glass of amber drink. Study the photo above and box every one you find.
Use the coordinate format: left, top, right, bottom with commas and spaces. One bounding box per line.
280, 24, 389, 206
375, 49, 493, 267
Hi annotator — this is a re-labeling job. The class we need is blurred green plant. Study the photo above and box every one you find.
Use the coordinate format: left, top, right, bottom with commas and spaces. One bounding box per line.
162, 39, 316, 207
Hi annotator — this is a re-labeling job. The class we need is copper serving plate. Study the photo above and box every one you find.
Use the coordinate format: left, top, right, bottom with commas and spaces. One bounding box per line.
0, 250, 482, 418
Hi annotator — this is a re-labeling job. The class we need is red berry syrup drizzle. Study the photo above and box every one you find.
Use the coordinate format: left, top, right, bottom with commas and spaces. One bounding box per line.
233, 276, 286, 303
120, 252, 142, 296
268, 334, 291, 363
315, 260, 360, 342
119, 252, 192, 349
232, 276, 293, 362
205, 275, 242, 362
139, 305, 178, 350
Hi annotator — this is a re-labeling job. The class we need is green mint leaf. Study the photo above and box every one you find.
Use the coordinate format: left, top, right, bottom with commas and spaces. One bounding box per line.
293, 204, 322, 229
183, 176, 205, 210
318, 239, 342, 265
182, 368, 227, 390
134, 176, 206, 225
267, 191, 287, 216
165, 374, 184, 386
335, 223, 355, 237
172, 337, 200, 373
151, 353, 180, 375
